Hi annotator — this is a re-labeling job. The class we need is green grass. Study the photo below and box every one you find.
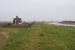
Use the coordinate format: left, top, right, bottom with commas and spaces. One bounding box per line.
2, 23, 75, 50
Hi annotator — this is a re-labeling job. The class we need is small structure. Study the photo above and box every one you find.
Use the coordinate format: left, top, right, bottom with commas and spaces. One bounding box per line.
13, 16, 22, 24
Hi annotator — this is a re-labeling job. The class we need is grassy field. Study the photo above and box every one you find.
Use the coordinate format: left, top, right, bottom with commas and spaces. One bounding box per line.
1, 23, 75, 50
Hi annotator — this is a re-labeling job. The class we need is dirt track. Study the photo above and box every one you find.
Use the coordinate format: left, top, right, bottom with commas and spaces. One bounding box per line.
0, 32, 10, 50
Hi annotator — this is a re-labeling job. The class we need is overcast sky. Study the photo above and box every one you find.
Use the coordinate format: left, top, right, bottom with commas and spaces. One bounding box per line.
0, 0, 75, 22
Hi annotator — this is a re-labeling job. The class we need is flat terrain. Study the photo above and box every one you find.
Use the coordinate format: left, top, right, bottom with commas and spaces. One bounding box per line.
0, 23, 75, 50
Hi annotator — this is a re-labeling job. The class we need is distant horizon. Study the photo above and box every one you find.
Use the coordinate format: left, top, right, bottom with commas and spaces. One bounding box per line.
1, 19, 75, 22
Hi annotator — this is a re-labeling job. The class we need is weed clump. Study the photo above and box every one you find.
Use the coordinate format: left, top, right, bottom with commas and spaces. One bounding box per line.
40, 34, 44, 36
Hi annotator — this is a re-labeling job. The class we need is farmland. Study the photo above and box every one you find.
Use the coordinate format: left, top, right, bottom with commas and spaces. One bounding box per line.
0, 23, 75, 50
